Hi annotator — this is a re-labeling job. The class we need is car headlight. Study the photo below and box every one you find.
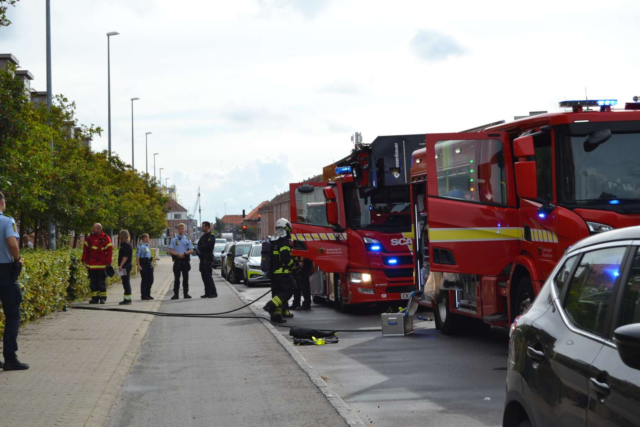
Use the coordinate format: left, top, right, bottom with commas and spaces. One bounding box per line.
586, 221, 614, 234
235, 262, 243, 268
350, 272, 372, 284
363, 237, 382, 252
248, 264, 260, 269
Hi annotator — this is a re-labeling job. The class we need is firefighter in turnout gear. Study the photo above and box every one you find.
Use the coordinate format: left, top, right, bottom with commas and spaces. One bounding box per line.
82, 223, 114, 304
262, 218, 297, 324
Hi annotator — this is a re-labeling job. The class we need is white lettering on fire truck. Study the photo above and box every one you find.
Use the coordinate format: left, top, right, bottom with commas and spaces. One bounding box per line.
391, 238, 413, 246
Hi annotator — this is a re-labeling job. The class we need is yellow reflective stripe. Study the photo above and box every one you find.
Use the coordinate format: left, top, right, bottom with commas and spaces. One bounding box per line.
429, 227, 522, 243
304, 234, 313, 241
91, 246, 99, 249
99, 292, 108, 297
319, 233, 328, 240
280, 246, 291, 252
84, 241, 89, 247
291, 234, 297, 241
274, 268, 290, 274
104, 243, 113, 249
91, 291, 98, 296
88, 265, 106, 269
312, 233, 320, 241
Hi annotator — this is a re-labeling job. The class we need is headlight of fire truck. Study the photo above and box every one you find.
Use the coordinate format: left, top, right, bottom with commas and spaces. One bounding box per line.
586, 221, 614, 234
363, 237, 382, 252
350, 272, 372, 283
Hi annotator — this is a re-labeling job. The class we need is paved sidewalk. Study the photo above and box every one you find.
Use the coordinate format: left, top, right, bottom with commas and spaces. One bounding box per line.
0, 257, 174, 427
106, 263, 350, 427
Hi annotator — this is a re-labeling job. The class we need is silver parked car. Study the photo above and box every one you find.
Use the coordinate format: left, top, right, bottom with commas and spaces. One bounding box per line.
243, 243, 270, 287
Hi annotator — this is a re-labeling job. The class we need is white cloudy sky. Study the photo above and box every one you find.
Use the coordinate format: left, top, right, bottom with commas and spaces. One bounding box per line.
2, 0, 639, 220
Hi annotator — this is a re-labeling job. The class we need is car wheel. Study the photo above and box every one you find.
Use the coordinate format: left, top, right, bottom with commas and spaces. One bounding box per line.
434, 291, 461, 335
229, 269, 238, 284
515, 277, 535, 317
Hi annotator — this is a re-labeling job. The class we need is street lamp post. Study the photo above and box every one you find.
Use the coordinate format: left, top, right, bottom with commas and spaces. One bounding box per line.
106, 31, 119, 158
153, 153, 159, 180
145, 132, 152, 175
46, 0, 56, 250
131, 97, 140, 168
159, 167, 164, 186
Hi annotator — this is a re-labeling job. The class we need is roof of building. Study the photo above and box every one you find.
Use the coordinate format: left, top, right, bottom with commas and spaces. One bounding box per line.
221, 215, 243, 225
166, 198, 188, 212
260, 175, 324, 210
246, 201, 269, 220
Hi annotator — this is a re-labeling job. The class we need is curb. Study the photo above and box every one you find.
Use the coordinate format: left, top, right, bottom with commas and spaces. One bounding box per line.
217, 271, 366, 427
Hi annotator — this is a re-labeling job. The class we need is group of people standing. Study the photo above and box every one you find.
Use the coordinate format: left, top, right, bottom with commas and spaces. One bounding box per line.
81, 223, 155, 305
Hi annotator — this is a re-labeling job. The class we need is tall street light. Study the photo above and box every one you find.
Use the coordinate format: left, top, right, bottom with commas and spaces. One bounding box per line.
145, 132, 152, 174
153, 153, 159, 180
46, 0, 56, 250
166, 178, 170, 188
130, 97, 140, 169
106, 31, 119, 158
159, 167, 164, 186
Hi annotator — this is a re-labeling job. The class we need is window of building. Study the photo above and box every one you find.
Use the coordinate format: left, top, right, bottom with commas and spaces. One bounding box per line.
564, 247, 626, 337
435, 139, 507, 206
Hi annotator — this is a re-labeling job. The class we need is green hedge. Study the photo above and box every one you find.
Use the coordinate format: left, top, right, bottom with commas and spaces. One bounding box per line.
0, 248, 139, 338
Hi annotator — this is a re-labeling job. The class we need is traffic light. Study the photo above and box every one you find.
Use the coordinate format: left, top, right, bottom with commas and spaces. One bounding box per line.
242, 224, 247, 231
242, 209, 245, 219
258, 214, 261, 221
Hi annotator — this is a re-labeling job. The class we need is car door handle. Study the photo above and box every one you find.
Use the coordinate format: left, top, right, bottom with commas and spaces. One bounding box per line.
526, 346, 545, 361
590, 378, 611, 395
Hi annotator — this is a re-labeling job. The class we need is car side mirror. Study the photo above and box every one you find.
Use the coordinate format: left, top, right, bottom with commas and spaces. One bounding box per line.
614, 324, 640, 370
323, 186, 340, 227
515, 161, 538, 200
242, 254, 248, 259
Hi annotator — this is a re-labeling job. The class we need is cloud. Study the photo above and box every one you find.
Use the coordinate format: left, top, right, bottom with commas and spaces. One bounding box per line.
325, 120, 352, 133
221, 105, 288, 124
259, 0, 334, 19
410, 29, 466, 62
320, 81, 361, 95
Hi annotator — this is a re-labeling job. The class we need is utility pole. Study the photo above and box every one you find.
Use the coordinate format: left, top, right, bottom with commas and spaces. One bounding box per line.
145, 132, 152, 174
131, 97, 139, 168
46, 0, 56, 250
106, 31, 119, 157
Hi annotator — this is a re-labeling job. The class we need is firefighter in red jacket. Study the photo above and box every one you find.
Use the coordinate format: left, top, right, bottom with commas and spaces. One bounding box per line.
82, 223, 113, 304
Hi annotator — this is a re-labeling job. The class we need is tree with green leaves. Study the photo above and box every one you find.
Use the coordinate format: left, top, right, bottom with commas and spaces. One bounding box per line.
0, 0, 19, 27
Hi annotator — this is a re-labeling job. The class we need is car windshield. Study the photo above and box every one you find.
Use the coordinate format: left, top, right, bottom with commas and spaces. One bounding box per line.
214, 244, 226, 252
250, 245, 262, 257
558, 123, 640, 207
235, 245, 251, 256
344, 183, 411, 232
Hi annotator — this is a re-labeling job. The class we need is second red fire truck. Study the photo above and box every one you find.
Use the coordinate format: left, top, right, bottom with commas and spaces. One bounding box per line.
411, 98, 640, 333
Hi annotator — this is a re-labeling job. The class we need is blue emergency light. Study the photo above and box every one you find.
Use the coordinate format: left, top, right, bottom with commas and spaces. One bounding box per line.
388, 258, 398, 265
335, 166, 352, 175
370, 245, 381, 251
559, 99, 617, 108
609, 199, 621, 205
538, 212, 546, 219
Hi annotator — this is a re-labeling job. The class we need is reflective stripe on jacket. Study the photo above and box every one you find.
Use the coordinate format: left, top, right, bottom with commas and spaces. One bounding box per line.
81, 232, 113, 269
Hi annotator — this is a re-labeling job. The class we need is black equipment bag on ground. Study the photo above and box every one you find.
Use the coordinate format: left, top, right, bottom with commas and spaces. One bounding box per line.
289, 326, 337, 339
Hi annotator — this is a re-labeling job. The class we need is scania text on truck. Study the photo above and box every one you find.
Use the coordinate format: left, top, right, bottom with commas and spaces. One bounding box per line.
410, 98, 640, 334
290, 135, 424, 311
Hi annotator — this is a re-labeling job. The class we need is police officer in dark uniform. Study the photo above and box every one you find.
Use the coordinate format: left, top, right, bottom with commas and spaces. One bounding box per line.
197, 221, 217, 298
169, 223, 194, 300
291, 256, 312, 310
0, 192, 29, 371
262, 218, 297, 324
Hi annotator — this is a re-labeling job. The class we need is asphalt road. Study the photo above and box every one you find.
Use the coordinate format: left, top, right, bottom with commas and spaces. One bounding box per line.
106, 260, 349, 427
233, 270, 511, 427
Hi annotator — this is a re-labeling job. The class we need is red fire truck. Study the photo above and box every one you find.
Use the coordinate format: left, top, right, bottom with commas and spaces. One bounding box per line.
289, 134, 424, 311
410, 99, 640, 333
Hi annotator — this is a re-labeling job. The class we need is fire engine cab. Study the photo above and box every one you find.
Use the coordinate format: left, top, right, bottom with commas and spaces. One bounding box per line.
411, 99, 640, 333
290, 134, 424, 311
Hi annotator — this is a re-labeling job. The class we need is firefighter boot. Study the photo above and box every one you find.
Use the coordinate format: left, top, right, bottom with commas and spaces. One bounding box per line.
89, 297, 99, 304
282, 309, 294, 319
262, 300, 277, 315
270, 314, 287, 324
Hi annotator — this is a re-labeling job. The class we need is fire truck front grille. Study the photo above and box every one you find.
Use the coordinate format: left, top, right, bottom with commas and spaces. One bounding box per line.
383, 255, 413, 266
384, 268, 413, 279
385, 285, 416, 293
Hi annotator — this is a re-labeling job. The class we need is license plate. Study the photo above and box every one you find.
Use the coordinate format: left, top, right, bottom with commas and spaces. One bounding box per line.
401, 293, 411, 299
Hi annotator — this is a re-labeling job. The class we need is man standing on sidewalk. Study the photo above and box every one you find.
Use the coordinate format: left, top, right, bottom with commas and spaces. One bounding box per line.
0, 192, 29, 371
197, 221, 217, 298
169, 223, 193, 300
137, 233, 154, 300
82, 223, 113, 304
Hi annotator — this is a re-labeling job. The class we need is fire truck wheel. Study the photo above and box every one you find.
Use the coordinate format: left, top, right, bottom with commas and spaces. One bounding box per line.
434, 291, 460, 335
514, 277, 535, 317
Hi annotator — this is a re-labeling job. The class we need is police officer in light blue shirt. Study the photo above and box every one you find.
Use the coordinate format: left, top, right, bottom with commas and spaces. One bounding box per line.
169, 223, 194, 299
0, 192, 29, 371
136, 233, 154, 300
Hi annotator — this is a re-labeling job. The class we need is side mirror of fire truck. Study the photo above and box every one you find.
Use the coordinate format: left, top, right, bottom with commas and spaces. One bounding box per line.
515, 162, 538, 200
323, 186, 341, 229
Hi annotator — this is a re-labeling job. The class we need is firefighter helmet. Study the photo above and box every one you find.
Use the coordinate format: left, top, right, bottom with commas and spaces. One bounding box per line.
274, 218, 292, 239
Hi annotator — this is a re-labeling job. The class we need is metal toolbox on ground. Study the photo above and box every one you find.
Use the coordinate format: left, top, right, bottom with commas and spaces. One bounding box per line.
381, 290, 422, 337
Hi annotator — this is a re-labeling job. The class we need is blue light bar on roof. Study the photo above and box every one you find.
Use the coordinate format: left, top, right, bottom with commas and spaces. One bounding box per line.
335, 166, 352, 175
559, 99, 617, 108
609, 199, 621, 205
